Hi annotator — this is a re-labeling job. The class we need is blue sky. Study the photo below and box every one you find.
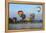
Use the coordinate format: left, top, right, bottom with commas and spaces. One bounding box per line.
9, 4, 42, 20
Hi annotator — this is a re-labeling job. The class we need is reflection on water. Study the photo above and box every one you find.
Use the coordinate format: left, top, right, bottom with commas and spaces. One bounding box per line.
8, 23, 42, 30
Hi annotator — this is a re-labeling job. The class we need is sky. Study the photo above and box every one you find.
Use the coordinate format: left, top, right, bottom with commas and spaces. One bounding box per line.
9, 4, 42, 20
